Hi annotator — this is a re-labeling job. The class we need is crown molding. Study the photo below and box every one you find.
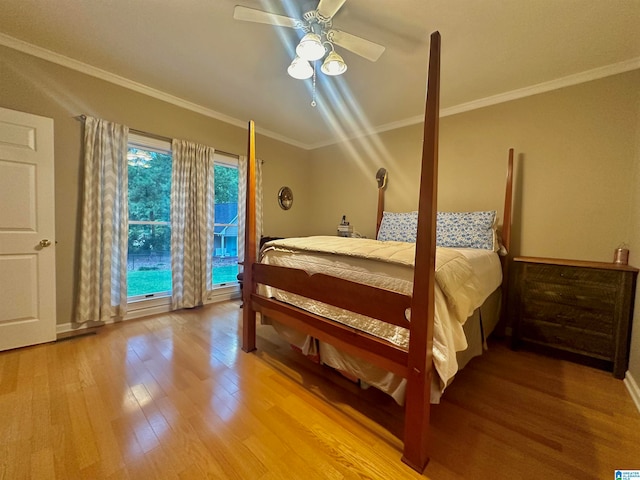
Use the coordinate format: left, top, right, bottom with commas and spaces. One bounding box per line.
2, 32, 638, 152
309, 57, 640, 149
439, 56, 640, 118
0, 33, 309, 150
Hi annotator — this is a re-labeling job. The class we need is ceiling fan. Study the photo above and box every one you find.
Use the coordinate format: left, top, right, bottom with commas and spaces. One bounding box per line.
233, 0, 385, 81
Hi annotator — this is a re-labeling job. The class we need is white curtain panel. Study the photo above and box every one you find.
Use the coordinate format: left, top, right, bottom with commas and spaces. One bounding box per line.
76, 116, 129, 323
237, 155, 263, 265
170, 139, 215, 309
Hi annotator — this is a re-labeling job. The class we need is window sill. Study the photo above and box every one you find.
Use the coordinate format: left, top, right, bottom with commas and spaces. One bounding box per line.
206, 283, 241, 304
126, 294, 171, 320
124, 283, 241, 321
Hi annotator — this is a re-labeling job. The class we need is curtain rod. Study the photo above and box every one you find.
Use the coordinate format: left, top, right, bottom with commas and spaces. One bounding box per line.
75, 114, 239, 159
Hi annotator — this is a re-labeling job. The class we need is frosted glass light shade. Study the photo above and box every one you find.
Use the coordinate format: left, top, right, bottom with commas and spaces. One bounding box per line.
296, 33, 325, 61
287, 56, 313, 79
320, 51, 347, 76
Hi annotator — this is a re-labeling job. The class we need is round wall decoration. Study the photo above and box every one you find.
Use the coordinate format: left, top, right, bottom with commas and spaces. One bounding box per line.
278, 186, 293, 210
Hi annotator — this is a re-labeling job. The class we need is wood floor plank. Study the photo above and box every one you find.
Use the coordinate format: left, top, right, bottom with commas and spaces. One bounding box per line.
1, 300, 639, 479
0, 352, 19, 395
30, 447, 55, 480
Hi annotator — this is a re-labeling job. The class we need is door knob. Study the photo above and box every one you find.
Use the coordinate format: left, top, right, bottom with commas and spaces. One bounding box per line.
39, 239, 52, 248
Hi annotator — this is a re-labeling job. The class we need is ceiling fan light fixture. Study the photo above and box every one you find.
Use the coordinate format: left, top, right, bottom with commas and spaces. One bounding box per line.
321, 50, 347, 76
296, 32, 325, 61
287, 56, 313, 79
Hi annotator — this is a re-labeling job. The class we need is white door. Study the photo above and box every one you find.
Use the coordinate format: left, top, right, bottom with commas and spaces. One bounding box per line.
0, 107, 56, 351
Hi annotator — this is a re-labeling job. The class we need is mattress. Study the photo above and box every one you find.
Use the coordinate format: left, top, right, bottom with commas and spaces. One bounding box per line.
257, 236, 503, 403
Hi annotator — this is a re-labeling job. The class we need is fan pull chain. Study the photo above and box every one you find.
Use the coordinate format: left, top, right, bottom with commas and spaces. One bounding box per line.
311, 61, 317, 107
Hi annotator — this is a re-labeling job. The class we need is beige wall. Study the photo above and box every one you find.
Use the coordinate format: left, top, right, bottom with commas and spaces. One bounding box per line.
0, 45, 312, 326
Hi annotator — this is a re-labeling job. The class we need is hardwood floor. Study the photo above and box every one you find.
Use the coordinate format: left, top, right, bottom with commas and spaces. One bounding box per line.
1, 300, 638, 479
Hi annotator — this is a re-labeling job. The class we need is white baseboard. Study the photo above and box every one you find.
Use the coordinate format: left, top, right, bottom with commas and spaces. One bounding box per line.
57, 318, 112, 336
207, 288, 240, 305
126, 302, 173, 320
57, 288, 240, 336
624, 371, 640, 414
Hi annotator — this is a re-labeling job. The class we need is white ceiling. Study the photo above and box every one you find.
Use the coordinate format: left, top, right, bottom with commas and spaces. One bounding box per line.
1, 0, 639, 149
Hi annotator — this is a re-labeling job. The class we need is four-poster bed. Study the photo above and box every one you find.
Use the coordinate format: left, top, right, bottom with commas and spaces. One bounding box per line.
241, 31, 514, 472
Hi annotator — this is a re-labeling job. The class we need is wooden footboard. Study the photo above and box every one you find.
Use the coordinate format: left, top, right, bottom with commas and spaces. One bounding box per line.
251, 264, 411, 376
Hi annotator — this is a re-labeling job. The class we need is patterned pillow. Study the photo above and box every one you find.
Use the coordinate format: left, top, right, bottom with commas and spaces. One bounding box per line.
377, 211, 418, 242
436, 211, 497, 250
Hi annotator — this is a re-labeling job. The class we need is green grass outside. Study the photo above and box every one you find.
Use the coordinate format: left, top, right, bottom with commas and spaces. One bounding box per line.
212, 265, 239, 285
127, 265, 238, 297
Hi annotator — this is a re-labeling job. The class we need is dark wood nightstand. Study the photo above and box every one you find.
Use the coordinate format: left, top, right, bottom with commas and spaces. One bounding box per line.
509, 256, 638, 378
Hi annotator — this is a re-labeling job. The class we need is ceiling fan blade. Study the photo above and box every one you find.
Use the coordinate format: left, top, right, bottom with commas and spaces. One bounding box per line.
316, 0, 347, 20
233, 6, 300, 28
328, 29, 386, 62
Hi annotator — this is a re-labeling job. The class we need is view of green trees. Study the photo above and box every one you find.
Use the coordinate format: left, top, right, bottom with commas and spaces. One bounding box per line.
128, 148, 171, 253
127, 148, 239, 298
214, 163, 238, 204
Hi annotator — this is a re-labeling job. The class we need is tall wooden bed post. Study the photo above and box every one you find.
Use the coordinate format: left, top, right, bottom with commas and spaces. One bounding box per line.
375, 168, 388, 238
242, 120, 258, 353
499, 148, 515, 330
401, 30, 440, 472
502, 148, 514, 257
501, 148, 514, 275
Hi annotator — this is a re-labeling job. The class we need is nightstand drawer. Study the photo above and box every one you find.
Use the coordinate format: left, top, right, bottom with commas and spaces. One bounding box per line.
521, 299, 614, 334
522, 280, 617, 311
519, 318, 612, 359
522, 263, 620, 286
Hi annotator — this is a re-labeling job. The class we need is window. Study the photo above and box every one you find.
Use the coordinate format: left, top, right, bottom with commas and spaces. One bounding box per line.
127, 134, 172, 300
126, 134, 240, 301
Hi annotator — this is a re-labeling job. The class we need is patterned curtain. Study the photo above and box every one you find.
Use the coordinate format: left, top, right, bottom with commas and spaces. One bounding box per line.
170, 139, 215, 309
237, 155, 263, 264
76, 116, 129, 323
